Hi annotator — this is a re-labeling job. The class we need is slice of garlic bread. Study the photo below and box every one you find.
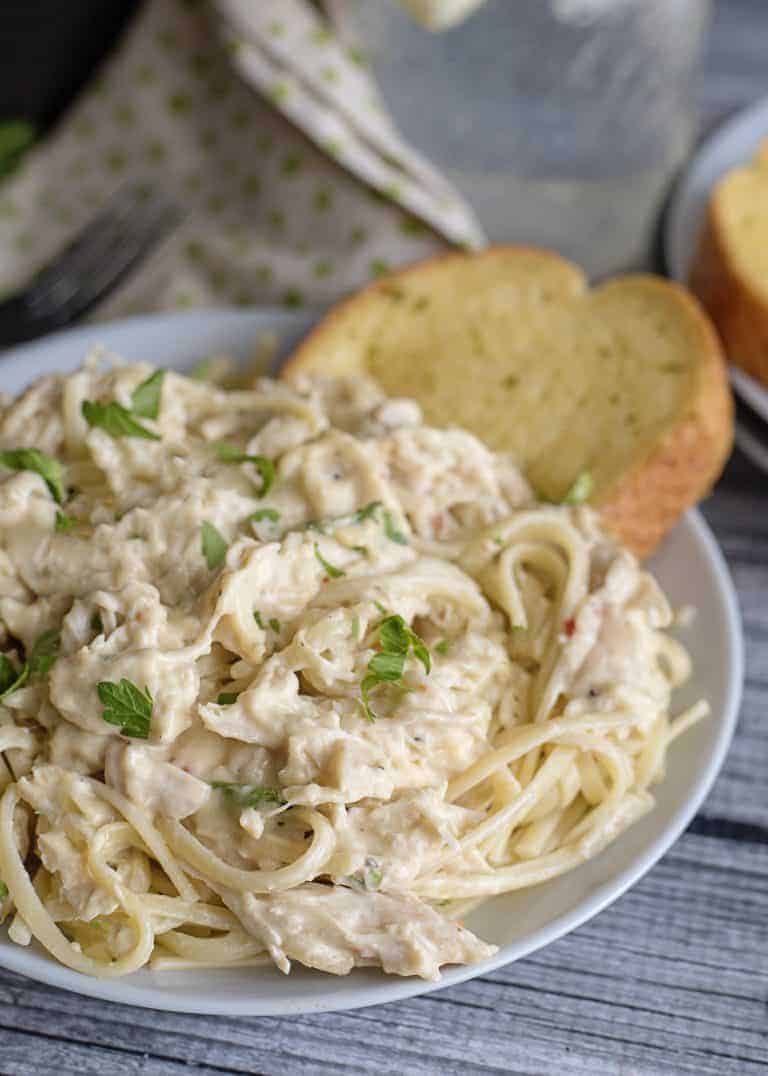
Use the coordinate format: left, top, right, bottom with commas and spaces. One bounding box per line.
283, 246, 732, 558
690, 138, 768, 386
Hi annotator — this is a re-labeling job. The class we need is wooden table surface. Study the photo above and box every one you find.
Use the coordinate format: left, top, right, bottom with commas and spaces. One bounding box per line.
1, 2, 767, 1074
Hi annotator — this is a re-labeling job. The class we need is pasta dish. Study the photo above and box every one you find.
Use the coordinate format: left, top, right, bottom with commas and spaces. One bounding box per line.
0, 353, 706, 981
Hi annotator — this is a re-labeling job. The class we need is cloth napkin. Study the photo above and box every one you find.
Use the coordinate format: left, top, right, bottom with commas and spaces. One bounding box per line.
0, 0, 484, 321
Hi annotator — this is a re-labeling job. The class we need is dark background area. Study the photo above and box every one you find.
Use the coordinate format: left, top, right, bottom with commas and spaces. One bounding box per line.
0, 0, 139, 133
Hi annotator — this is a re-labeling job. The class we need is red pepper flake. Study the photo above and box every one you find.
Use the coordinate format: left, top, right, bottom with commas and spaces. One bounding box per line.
564, 617, 576, 637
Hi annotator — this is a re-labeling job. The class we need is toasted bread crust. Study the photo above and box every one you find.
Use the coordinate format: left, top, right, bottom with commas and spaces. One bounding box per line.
596, 277, 733, 557
690, 200, 768, 386
284, 247, 733, 559
283, 245, 586, 378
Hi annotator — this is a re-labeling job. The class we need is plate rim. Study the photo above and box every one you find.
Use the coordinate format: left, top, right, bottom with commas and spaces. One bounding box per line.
0, 308, 745, 1015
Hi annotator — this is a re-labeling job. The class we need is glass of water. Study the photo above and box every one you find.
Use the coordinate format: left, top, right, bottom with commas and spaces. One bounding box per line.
341, 0, 712, 277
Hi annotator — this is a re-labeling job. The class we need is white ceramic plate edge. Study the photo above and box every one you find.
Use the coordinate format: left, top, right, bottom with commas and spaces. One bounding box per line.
665, 95, 768, 463
0, 310, 744, 1015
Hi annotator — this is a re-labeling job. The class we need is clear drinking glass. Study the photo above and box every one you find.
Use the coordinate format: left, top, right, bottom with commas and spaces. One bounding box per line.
341, 0, 712, 277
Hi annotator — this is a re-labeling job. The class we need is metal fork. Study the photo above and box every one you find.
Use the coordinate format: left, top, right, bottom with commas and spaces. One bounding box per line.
0, 186, 180, 347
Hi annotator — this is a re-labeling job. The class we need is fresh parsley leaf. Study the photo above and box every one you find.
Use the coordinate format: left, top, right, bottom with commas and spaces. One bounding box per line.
435, 639, 450, 655
314, 543, 345, 579
217, 692, 239, 705
201, 521, 227, 570
0, 660, 27, 702
0, 448, 64, 503
409, 634, 431, 675
214, 442, 244, 462
211, 782, 285, 808
215, 443, 275, 498
268, 617, 281, 633
360, 614, 431, 720
0, 655, 18, 696
378, 615, 430, 673
247, 507, 280, 524
0, 628, 60, 704
382, 509, 408, 545
28, 629, 60, 676
378, 615, 410, 655
82, 400, 160, 441
130, 370, 165, 419
353, 501, 382, 523
347, 862, 383, 891
368, 650, 406, 682
0, 880, 8, 901
561, 470, 593, 506
55, 511, 76, 533
253, 610, 264, 629
360, 674, 381, 723
97, 679, 152, 739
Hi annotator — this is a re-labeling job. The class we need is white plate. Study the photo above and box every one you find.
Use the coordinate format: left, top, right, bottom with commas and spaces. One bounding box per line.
0, 310, 744, 1015
665, 95, 768, 469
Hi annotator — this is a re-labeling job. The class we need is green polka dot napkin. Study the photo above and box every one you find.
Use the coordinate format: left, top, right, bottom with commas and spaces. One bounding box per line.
0, 0, 484, 319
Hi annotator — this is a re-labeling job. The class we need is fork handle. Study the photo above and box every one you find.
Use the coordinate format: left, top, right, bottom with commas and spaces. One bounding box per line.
0, 295, 68, 348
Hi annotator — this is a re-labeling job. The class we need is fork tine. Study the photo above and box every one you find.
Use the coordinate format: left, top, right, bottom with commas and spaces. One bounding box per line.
0, 186, 181, 346
29, 186, 150, 295
26, 190, 180, 324
48, 204, 180, 318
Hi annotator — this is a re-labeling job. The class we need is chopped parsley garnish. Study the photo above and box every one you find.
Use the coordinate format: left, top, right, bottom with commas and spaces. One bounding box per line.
0, 655, 25, 700
55, 510, 75, 533
216, 692, 239, 705
0, 448, 64, 503
0, 628, 61, 703
353, 501, 382, 523
352, 545, 369, 557
253, 610, 264, 629
215, 442, 275, 498
97, 678, 152, 739
247, 507, 280, 524
268, 617, 281, 633
314, 543, 345, 579
301, 501, 408, 545
201, 521, 227, 570
0, 880, 7, 901
81, 400, 159, 441
130, 370, 165, 419
351, 615, 361, 641
347, 861, 383, 890
28, 629, 60, 677
360, 614, 431, 721
435, 639, 450, 655
560, 471, 593, 506
373, 600, 387, 614
211, 783, 285, 808
382, 509, 408, 545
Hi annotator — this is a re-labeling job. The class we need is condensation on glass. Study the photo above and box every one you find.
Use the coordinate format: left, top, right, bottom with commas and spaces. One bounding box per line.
342, 0, 712, 277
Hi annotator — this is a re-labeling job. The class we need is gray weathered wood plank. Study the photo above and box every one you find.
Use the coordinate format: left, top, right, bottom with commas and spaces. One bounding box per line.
0, 829, 764, 1075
